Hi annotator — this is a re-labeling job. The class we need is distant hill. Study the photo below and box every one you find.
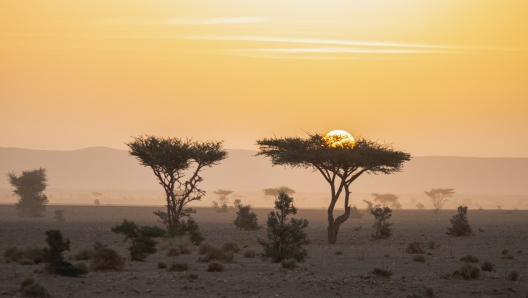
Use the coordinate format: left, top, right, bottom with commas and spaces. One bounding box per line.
1, 147, 527, 195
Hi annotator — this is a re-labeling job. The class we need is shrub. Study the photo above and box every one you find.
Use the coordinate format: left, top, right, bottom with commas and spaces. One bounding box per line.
281, 258, 297, 269
460, 255, 479, 263
20, 276, 50, 298
372, 267, 393, 277
184, 272, 199, 279
371, 207, 393, 239
413, 255, 425, 262
439, 272, 451, 279
244, 249, 256, 258
168, 262, 189, 272
90, 244, 125, 271
406, 242, 425, 254
111, 219, 165, 261
427, 241, 436, 249
453, 264, 480, 280
480, 261, 495, 272
234, 204, 260, 230
53, 210, 66, 222
43, 230, 86, 277
198, 242, 212, 255
4, 246, 20, 262
446, 206, 472, 236
23, 247, 47, 264
424, 287, 434, 297
502, 249, 509, 255
349, 205, 363, 219
157, 262, 167, 269
174, 236, 194, 254
175, 218, 205, 245
166, 247, 180, 257
258, 191, 309, 262
221, 242, 240, 253
8, 168, 48, 217
207, 262, 224, 272
72, 248, 94, 261
199, 246, 233, 263
335, 251, 343, 255
507, 270, 519, 281
502, 254, 514, 260
5, 246, 47, 265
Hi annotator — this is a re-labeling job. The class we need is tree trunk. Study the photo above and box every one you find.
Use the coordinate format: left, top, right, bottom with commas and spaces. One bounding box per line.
327, 206, 351, 244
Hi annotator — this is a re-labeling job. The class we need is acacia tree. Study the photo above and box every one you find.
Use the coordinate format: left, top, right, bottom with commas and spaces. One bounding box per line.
126, 136, 228, 237
211, 189, 233, 211
424, 188, 455, 214
262, 186, 295, 200
8, 168, 49, 217
371, 193, 400, 208
257, 133, 410, 244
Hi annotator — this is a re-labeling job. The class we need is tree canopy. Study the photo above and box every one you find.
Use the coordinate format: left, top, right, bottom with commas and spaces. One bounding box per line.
257, 133, 410, 244
8, 168, 48, 217
424, 188, 455, 214
126, 135, 228, 236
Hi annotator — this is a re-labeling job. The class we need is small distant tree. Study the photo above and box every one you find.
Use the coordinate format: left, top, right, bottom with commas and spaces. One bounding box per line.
111, 219, 166, 261
363, 200, 375, 212
446, 206, 472, 236
416, 203, 425, 210
258, 191, 309, 262
234, 204, 260, 231
94, 199, 101, 206
53, 210, 66, 222
211, 189, 233, 212
425, 188, 455, 215
263, 186, 296, 200
496, 202, 503, 210
372, 193, 400, 208
371, 206, 393, 239
126, 135, 228, 237
7, 168, 49, 217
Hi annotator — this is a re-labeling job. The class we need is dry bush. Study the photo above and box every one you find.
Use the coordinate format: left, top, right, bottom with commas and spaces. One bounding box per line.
453, 264, 480, 280
406, 242, 425, 254
480, 261, 495, 272
502, 254, 514, 260
207, 262, 224, 272
424, 287, 434, 297
502, 249, 509, 255
507, 271, 519, 281
372, 267, 393, 277
72, 248, 94, 261
157, 262, 167, 269
244, 249, 256, 258
20, 276, 50, 298
90, 244, 125, 271
281, 258, 297, 269
221, 242, 240, 253
184, 272, 199, 279
4, 247, 47, 265
168, 262, 189, 272
166, 247, 180, 257
198, 246, 233, 263
427, 241, 436, 249
199, 242, 212, 255
335, 251, 343, 255
413, 255, 425, 262
460, 255, 479, 263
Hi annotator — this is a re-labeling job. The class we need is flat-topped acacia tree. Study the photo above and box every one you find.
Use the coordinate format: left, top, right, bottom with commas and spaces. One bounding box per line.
256, 133, 411, 244
126, 135, 228, 237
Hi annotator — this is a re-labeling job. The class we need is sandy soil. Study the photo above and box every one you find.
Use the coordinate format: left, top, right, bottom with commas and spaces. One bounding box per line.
0, 204, 526, 297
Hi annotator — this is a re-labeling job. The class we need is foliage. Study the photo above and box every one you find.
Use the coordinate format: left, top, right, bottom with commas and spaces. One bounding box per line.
127, 135, 227, 237
8, 168, 49, 217
258, 191, 309, 262
372, 193, 400, 208
480, 261, 495, 272
424, 188, 455, 214
281, 258, 297, 269
406, 242, 425, 254
221, 242, 240, 253
508, 270, 519, 281
72, 248, 94, 261
94, 199, 101, 206
174, 218, 204, 245
460, 255, 479, 263
198, 246, 233, 263
416, 203, 425, 210
207, 262, 224, 272
53, 210, 65, 222
257, 133, 410, 244
262, 186, 296, 199
371, 207, 393, 239
4, 247, 47, 265
244, 249, 256, 258
453, 263, 480, 280
44, 230, 87, 277
90, 242, 125, 271
349, 205, 363, 219
111, 219, 165, 261
166, 247, 180, 256
372, 267, 393, 277
363, 200, 374, 212
20, 277, 50, 298
211, 189, 233, 212
199, 242, 212, 255
234, 204, 260, 230
446, 206, 472, 236
168, 262, 189, 272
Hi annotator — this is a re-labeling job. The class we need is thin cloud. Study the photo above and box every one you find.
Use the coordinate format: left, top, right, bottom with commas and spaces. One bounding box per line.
167, 17, 269, 25
251, 47, 440, 54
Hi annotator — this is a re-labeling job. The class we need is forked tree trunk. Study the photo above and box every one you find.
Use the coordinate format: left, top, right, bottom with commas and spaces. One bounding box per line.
327, 187, 352, 244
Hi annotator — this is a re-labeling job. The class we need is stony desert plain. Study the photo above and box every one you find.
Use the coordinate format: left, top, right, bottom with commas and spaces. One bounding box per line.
0, 204, 526, 298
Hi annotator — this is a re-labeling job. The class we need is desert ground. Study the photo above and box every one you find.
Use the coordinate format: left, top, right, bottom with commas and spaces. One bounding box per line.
0, 204, 526, 297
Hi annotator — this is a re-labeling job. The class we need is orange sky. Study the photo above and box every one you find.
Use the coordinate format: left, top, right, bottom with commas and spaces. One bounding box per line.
1, 1, 527, 157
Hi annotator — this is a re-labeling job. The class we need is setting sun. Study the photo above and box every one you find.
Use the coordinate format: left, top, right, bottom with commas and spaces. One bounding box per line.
324, 130, 356, 148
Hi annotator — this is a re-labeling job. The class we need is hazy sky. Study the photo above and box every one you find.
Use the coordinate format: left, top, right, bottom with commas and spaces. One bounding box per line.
1, 1, 527, 157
